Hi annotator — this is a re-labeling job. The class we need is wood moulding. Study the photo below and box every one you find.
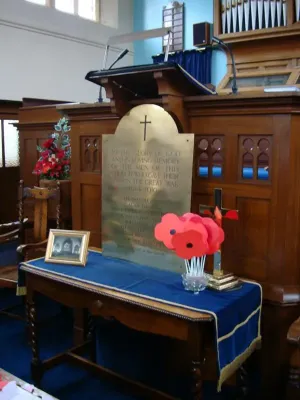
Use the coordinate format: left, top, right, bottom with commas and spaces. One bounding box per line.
184, 92, 300, 116
56, 102, 118, 122
216, 24, 300, 45
0, 100, 21, 118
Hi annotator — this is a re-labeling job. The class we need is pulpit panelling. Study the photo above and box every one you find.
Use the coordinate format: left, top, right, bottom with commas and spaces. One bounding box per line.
61, 104, 120, 247
187, 95, 298, 303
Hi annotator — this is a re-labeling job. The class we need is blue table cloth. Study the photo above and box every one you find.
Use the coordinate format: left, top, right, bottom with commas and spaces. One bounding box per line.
19, 250, 262, 391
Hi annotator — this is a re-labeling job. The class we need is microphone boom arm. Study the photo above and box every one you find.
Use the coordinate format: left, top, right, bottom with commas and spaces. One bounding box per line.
212, 36, 238, 94
98, 48, 129, 102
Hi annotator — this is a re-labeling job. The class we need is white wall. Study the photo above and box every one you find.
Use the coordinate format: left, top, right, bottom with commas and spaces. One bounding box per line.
0, 0, 134, 102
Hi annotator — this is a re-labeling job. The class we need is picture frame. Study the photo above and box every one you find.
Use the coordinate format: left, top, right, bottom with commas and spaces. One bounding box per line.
45, 229, 90, 266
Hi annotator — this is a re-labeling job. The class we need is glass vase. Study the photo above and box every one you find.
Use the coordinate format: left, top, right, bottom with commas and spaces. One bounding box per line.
182, 273, 208, 294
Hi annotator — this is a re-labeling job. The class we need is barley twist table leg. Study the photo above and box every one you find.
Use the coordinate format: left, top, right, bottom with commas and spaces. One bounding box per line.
191, 360, 203, 399
187, 323, 206, 400
28, 295, 43, 387
236, 365, 250, 399
87, 313, 97, 363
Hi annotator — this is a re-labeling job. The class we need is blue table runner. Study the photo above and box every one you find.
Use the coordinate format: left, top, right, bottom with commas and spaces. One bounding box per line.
19, 250, 262, 391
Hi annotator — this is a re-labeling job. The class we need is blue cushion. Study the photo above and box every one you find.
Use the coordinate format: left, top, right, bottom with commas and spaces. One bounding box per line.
0, 239, 20, 267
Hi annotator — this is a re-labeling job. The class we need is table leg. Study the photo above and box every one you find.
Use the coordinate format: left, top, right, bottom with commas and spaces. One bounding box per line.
236, 365, 250, 399
73, 309, 86, 346
87, 313, 97, 363
187, 323, 205, 400
26, 298, 30, 344
27, 290, 43, 387
236, 348, 261, 399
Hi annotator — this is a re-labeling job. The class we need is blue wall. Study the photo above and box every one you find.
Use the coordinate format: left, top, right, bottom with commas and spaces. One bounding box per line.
133, 0, 226, 87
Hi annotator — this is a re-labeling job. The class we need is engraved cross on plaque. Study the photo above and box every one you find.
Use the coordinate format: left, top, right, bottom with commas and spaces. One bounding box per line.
199, 188, 239, 276
140, 115, 151, 141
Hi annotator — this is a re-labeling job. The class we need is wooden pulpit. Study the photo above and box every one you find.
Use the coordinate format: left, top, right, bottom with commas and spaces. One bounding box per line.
85, 62, 215, 131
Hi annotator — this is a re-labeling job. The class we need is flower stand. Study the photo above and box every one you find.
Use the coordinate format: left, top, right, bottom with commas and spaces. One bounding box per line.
39, 179, 72, 227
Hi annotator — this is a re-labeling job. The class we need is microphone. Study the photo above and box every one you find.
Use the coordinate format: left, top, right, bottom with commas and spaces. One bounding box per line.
212, 36, 238, 95
108, 49, 129, 70
98, 48, 129, 102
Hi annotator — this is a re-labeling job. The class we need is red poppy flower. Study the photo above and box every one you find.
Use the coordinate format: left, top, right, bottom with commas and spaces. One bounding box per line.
201, 217, 224, 254
181, 212, 203, 223
182, 219, 208, 241
154, 213, 185, 249
171, 230, 208, 259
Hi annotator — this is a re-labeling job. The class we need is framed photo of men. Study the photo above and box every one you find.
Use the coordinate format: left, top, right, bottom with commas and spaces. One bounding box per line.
45, 229, 90, 266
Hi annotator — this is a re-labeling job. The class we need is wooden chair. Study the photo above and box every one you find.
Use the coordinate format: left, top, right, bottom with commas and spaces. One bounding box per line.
286, 318, 300, 399
0, 220, 27, 320
0, 180, 61, 320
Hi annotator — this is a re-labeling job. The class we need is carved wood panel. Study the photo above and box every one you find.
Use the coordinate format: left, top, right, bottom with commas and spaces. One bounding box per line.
69, 114, 118, 247
235, 196, 270, 280
238, 135, 272, 184
80, 137, 101, 173
194, 136, 224, 180
80, 183, 101, 245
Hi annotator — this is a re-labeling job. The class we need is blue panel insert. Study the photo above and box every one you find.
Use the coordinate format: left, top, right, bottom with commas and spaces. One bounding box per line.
198, 167, 269, 180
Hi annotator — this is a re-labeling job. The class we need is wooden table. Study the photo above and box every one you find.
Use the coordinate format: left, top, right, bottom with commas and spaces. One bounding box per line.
22, 264, 252, 400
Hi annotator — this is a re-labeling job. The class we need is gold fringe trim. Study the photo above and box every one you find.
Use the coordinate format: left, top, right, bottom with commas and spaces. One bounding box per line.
218, 305, 261, 343
240, 279, 263, 338
16, 286, 27, 296
217, 336, 262, 392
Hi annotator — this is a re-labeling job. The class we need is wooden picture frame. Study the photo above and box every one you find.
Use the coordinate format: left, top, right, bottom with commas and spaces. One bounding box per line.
45, 229, 90, 266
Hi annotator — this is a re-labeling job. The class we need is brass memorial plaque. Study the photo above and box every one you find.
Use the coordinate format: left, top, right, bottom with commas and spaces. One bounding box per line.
102, 104, 194, 273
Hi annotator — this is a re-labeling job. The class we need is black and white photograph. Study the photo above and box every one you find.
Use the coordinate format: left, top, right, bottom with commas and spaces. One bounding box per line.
45, 229, 90, 266
52, 236, 82, 260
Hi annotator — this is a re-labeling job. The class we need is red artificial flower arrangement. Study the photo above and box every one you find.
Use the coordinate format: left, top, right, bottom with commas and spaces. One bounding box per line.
33, 117, 71, 180
154, 212, 225, 260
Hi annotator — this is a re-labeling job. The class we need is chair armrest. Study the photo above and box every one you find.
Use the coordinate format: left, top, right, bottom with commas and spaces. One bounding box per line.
0, 218, 29, 234
0, 229, 20, 244
17, 240, 48, 262
287, 317, 300, 346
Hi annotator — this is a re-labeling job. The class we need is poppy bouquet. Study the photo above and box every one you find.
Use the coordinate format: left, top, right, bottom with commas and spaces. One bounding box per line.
33, 117, 71, 180
154, 212, 224, 276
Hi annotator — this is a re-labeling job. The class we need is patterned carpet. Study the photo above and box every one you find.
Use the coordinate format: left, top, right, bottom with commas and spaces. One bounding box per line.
0, 288, 234, 399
